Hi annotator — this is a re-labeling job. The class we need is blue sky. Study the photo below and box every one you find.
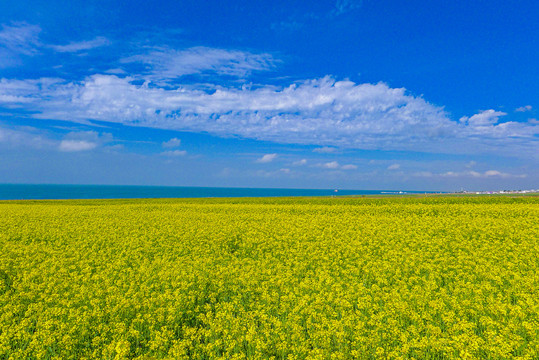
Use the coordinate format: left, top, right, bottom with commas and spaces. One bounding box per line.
0, 0, 537, 191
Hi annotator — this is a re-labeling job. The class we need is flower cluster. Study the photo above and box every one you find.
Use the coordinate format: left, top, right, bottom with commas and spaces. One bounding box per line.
0, 196, 538, 359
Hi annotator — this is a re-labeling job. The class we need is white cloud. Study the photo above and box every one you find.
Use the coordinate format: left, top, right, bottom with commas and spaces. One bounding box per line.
58, 131, 112, 152
321, 161, 340, 169
121, 46, 277, 80
59, 140, 97, 152
1, 75, 538, 156
442, 171, 472, 177
465, 161, 477, 168
0, 75, 451, 147
292, 159, 307, 166
459, 109, 506, 126
50, 36, 110, 53
317, 161, 357, 170
107, 144, 124, 151
483, 170, 502, 177
162, 137, 181, 148
515, 105, 532, 112
313, 146, 338, 153
387, 163, 400, 170
256, 153, 278, 163
161, 149, 187, 156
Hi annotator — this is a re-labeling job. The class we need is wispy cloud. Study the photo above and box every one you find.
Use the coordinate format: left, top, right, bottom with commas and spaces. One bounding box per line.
255, 168, 293, 178
0, 125, 113, 153
414, 170, 527, 179
0, 77, 63, 104
0, 124, 53, 149
0, 22, 41, 55
50, 36, 110, 53
515, 105, 532, 112
0, 22, 112, 68
104, 68, 127, 75
270, 20, 304, 32
387, 164, 400, 170
0, 22, 41, 67
256, 153, 278, 163
332, 0, 363, 16
292, 159, 307, 166
313, 146, 338, 153
161, 149, 187, 156
162, 137, 181, 148
121, 46, 277, 81
317, 162, 357, 170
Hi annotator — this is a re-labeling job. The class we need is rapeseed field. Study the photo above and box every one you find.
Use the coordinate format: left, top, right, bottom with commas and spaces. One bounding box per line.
0, 196, 538, 359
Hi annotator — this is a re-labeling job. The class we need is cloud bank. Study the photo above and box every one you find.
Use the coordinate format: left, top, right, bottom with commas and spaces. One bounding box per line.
1, 75, 537, 156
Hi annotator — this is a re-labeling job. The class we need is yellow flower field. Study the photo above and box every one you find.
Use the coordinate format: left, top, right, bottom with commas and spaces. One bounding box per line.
0, 196, 538, 359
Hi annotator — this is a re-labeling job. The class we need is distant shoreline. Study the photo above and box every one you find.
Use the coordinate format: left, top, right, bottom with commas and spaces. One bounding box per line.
0, 184, 440, 201
1, 184, 536, 201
